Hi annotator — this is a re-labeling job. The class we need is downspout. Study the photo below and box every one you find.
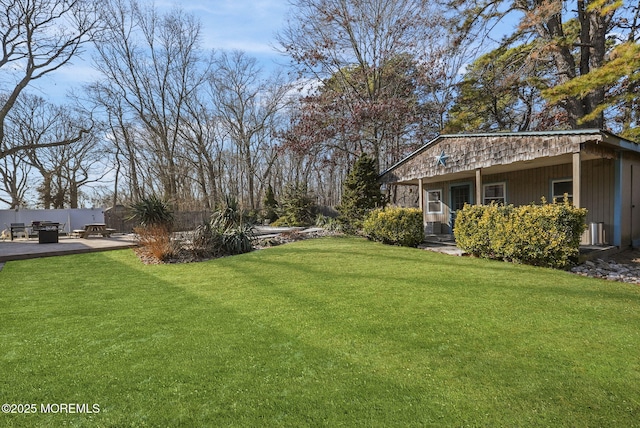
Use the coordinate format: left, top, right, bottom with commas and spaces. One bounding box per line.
418, 179, 425, 230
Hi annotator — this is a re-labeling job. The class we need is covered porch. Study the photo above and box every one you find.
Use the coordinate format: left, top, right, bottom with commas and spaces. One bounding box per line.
381, 130, 640, 248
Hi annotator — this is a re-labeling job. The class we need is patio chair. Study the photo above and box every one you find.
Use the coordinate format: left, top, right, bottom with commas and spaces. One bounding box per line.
10, 223, 28, 240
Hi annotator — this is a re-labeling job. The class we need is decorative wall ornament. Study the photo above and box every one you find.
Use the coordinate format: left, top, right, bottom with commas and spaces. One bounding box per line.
435, 150, 449, 167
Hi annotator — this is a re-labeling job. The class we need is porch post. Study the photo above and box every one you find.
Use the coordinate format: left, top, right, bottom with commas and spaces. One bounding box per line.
613, 152, 623, 247
418, 178, 425, 226
475, 168, 482, 205
572, 152, 581, 208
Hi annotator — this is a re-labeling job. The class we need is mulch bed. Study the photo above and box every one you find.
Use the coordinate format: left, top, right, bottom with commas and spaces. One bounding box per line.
134, 229, 341, 264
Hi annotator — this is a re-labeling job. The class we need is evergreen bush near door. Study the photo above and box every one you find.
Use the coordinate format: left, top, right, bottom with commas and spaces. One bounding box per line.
454, 198, 587, 268
363, 206, 424, 247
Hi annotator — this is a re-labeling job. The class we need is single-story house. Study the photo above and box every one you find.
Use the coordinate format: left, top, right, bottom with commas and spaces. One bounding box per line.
380, 129, 640, 248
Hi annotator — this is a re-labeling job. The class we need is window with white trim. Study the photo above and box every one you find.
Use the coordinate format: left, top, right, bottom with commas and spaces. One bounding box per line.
552, 179, 573, 203
426, 189, 443, 213
483, 182, 506, 205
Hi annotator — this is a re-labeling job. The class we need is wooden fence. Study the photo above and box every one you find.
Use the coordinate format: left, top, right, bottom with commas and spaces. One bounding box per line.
104, 206, 212, 233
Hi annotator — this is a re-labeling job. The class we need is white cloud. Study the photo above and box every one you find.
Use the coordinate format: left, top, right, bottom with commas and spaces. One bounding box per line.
11, 1, 291, 103
174, 0, 288, 55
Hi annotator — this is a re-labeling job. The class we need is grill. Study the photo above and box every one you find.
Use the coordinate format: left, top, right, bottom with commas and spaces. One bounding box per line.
32, 222, 60, 244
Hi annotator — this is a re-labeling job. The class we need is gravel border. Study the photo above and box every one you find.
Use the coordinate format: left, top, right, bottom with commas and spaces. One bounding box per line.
571, 249, 640, 284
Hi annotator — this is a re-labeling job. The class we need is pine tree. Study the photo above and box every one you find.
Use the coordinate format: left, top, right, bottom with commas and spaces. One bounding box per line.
278, 182, 315, 226
263, 184, 279, 223
339, 154, 385, 229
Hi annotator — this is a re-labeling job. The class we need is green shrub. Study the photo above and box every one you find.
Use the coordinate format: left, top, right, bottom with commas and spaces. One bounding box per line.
220, 224, 254, 255
191, 197, 254, 257
454, 203, 511, 259
191, 222, 224, 258
128, 196, 174, 230
212, 195, 255, 229
363, 206, 424, 247
274, 183, 316, 226
263, 185, 279, 223
454, 199, 587, 269
338, 154, 385, 230
315, 213, 342, 232
269, 217, 290, 227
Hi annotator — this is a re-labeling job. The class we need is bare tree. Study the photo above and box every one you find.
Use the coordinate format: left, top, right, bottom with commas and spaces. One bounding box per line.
86, 81, 148, 205
0, 151, 31, 208
8, 95, 98, 208
277, 0, 448, 168
209, 51, 292, 210
0, 0, 98, 160
92, 0, 211, 206
179, 92, 225, 210
1, 94, 94, 208
59, 132, 107, 208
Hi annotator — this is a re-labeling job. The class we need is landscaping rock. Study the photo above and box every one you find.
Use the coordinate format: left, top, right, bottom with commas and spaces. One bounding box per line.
254, 228, 340, 249
571, 257, 640, 284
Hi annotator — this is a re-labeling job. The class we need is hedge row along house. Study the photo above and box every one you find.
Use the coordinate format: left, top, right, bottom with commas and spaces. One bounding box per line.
380, 130, 640, 248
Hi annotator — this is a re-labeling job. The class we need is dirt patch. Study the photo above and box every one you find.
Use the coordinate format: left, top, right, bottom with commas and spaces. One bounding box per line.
605, 248, 640, 265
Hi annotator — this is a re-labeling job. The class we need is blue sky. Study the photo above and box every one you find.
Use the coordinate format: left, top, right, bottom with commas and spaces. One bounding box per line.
1, 1, 290, 208
164, 0, 289, 60
36, 0, 290, 102
32, 0, 523, 103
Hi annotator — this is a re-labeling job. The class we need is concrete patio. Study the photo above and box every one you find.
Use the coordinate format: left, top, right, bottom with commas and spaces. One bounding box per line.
0, 234, 137, 263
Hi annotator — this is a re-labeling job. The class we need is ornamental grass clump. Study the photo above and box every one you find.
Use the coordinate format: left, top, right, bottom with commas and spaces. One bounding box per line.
135, 224, 178, 261
129, 196, 176, 261
128, 196, 175, 230
454, 197, 587, 269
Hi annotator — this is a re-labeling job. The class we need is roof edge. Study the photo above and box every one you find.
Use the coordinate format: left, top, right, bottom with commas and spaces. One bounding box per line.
380, 129, 636, 178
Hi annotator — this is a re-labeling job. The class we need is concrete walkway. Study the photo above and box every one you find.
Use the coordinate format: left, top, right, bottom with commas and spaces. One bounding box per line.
0, 234, 137, 262
417, 236, 619, 259
419, 235, 466, 256
419, 241, 466, 256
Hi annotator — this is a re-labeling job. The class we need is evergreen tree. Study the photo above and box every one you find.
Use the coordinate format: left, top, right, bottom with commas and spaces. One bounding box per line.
446, 43, 553, 133
263, 184, 279, 223
339, 154, 385, 229
277, 182, 315, 226
450, 0, 636, 131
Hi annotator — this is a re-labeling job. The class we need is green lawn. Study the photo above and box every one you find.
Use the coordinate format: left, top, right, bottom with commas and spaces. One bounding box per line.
1, 237, 639, 426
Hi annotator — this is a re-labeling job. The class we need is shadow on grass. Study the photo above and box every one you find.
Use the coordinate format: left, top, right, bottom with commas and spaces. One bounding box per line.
3, 239, 639, 426
0, 249, 473, 426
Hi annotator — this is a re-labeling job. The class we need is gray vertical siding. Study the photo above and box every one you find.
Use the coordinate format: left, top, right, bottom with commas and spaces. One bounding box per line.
423, 182, 453, 233
421, 160, 616, 240
621, 153, 640, 247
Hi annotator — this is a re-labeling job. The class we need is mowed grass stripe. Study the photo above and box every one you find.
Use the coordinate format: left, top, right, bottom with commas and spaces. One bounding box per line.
1, 237, 639, 426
